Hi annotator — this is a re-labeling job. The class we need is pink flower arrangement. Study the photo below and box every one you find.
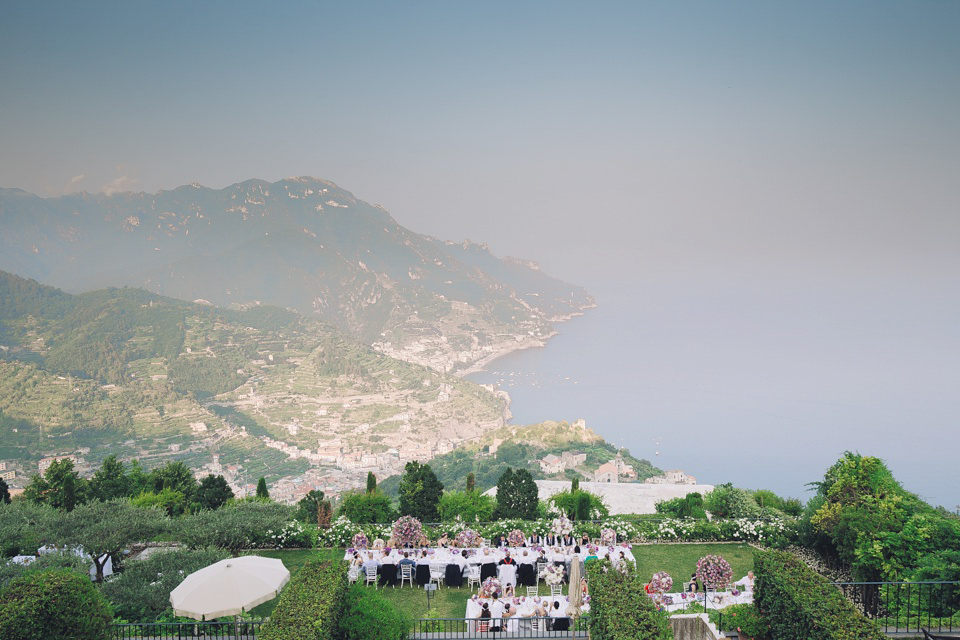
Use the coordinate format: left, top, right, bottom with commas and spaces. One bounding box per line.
600, 528, 616, 545
552, 514, 573, 536
507, 529, 526, 547
543, 564, 564, 586
696, 554, 733, 590
351, 532, 369, 549
650, 571, 673, 593
455, 529, 481, 548
480, 577, 502, 598
391, 515, 424, 547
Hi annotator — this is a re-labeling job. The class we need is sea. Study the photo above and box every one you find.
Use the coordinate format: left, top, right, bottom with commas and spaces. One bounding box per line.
467, 283, 957, 510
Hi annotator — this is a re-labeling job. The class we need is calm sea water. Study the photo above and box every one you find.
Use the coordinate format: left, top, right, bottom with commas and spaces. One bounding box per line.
468, 283, 957, 509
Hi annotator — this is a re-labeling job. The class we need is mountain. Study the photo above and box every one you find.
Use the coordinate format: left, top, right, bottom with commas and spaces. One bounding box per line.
0, 271, 507, 497
0, 178, 593, 371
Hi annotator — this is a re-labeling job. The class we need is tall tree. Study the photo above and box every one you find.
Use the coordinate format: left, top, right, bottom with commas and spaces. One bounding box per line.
256, 477, 270, 500
0, 477, 10, 505
150, 461, 198, 502
466, 472, 476, 493
89, 455, 131, 501
337, 490, 395, 524
366, 472, 377, 493
495, 467, 539, 520
53, 499, 168, 582
294, 489, 325, 524
23, 459, 88, 511
398, 461, 443, 522
196, 474, 234, 510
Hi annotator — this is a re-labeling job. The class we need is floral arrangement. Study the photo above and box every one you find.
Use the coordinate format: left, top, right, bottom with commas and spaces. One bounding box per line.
455, 529, 482, 548
552, 514, 573, 537
543, 564, 564, 586
392, 516, 424, 547
480, 576, 502, 598
600, 527, 616, 545
586, 544, 598, 555
383, 547, 392, 555
352, 532, 369, 550
696, 554, 733, 590
507, 529, 526, 547
650, 571, 673, 593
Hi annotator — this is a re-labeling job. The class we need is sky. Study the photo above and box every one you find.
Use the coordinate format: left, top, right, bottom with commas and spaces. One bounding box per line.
2, 1, 959, 505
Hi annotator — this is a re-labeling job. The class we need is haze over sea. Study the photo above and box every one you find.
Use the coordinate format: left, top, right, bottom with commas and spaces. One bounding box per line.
470, 279, 958, 510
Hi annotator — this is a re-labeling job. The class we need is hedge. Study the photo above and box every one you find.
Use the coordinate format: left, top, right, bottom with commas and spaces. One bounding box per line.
753, 549, 884, 640
585, 559, 672, 640
336, 585, 410, 639
259, 560, 347, 640
0, 569, 113, 640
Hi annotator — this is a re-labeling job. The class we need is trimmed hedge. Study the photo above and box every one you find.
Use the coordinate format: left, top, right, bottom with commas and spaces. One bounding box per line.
336, 584, 410, 639
753, 549, 884, 640
260, 560, 347, 640
585, 559, 672, 640
0, 569, 113, 640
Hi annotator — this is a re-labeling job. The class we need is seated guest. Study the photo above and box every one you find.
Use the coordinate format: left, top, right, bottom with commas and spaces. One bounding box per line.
580, 533, 590, 547
545, 533, 558, 546
499, 550, 516, 565
417, 550, 431, 565
361, 552, 380, 573
734, 570, 755, 591
561, 533, 575, 547
478, 603, 492, 632
398, 551, 416, 568
504, 584, 515, 598
529, 532, 542, 546
437, 533, 450, 548
550, 600, 570, 631
686, 572, 699, 592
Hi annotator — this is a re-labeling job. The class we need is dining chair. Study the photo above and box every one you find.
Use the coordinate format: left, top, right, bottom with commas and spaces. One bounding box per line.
399, 563, 414, 588
364, 565, 378, 588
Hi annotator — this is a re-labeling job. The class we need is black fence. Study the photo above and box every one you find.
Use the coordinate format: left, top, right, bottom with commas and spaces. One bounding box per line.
112, 620, 264, 639
832, 581, 960, 635
409, 616, 589, 638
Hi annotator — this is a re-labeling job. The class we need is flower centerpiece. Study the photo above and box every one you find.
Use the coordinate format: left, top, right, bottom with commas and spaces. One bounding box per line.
600, 527, 616, 545
480, 577, 502, 599
650, 571, 673, 594
392, 516, 424, 548
552, 514, 573, 537
455, 529, 482, 548
696, 554, 733, 591
543, 564, 564, 586
507, 529, 526, 547
352, 532, 369, 550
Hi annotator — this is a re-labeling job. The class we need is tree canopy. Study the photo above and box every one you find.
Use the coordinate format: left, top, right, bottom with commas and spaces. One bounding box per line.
494, 468, 539, 520
398, 461, 443, 522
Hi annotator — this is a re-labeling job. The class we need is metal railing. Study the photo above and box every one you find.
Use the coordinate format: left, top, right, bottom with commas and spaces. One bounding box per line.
831, 581, 960, 635
112, 620, 264, 639
409, 616, 589, 638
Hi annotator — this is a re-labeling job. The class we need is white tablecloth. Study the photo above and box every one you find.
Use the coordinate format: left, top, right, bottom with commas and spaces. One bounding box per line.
465, 596, 589, 632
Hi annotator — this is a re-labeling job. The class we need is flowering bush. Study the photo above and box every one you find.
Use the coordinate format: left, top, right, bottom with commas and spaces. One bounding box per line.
454, 529, 482, 549
650, 571, 673, 593
696, 555, 733, 590
543, 564, 564, 586
351, 532, 369, 550
507, 529, 526, 547
480, 577, 502, 598
600, 527, 616, 545
261, 520, 313, 549
552, 514, 573, 537
392, 515, 424, 547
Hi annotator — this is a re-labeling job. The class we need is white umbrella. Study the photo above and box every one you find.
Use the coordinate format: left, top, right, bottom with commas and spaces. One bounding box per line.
567, 554, 583, 620
170, 556, 290, 620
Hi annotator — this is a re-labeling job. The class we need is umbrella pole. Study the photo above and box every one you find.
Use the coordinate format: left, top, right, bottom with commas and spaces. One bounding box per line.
234, 613, 240, 639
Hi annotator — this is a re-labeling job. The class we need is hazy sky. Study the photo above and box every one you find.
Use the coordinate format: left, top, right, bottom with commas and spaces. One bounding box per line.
2, 1, 959, 503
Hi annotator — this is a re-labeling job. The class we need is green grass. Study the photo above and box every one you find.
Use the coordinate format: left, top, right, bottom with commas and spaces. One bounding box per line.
250, 543, 755, 620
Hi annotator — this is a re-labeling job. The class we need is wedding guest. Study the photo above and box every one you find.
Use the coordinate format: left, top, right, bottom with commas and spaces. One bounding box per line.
504, 584, 515, 598
478, 603, 492, 632
437, 533, 449, 548
561, 533, 575, 547
734, 570, 755, 591
529, 532, 542, 546
686, 572, 699, 592
398, 552, 416, 569
545, 532, 558, 546
499, 550, 516, 565
361, 552, 380, 573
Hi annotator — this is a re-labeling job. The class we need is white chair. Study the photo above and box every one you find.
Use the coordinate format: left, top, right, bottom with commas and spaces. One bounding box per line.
497, 563, 517, 588
466, 565, 481, 590
550, 584, 563, 598
364, 565, 378, 588
347, 565, 360, 584
429, 564, 444, 589
536, 562, 548, 584
399, 563, 414, 588
526, 586, 539, 598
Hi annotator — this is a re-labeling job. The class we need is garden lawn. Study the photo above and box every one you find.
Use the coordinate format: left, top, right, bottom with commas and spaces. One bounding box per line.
631, 542, 754, 588
251, 544, 754, 621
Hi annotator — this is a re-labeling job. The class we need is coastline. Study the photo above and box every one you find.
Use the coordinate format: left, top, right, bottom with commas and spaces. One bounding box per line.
454, 330, 558, 378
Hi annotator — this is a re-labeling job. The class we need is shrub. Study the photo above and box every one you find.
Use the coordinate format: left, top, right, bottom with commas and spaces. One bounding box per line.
0, 569, 113, 640
177, 501, 295, 553
260, 560, 347, 640
0, 552, 90, 589
709, 603, 768, 637
585, 559, 672, 640
101, 548, 230, 622
753, 549, 884, 640
336, 584, 410, 639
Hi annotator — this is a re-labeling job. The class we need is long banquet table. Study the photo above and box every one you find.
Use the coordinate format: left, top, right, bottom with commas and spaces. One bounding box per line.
344, 545, 637, 588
